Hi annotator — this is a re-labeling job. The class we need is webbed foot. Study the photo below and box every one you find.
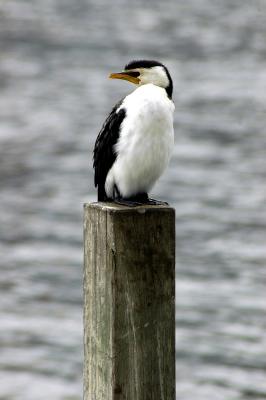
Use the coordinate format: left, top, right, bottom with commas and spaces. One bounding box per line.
145, 198, 169, 206
113, 193, 168, 207
114, 198, 144, 207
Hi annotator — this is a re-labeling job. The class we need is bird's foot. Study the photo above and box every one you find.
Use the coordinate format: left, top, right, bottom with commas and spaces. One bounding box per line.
114, 193, 149, 207
145, 198, 169, 206
113, 193, 168, 207
114, 199, 143, 207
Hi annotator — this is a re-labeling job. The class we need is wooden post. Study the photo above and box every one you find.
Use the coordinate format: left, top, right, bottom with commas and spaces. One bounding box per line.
83, 202, 175, 400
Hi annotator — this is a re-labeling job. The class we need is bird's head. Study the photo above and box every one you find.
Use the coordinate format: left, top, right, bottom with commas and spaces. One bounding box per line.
109, 60, 173, 98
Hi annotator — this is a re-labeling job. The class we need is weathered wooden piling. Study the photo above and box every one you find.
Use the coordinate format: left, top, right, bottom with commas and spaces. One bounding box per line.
83, 202, 175, 400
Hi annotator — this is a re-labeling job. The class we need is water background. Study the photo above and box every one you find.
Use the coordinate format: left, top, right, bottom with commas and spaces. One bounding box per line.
0, 0, 266, 399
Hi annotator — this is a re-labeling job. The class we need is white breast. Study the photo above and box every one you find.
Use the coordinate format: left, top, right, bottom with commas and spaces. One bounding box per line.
105, 84, 175, 198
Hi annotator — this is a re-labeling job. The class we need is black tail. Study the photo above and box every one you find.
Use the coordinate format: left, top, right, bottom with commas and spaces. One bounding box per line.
97, 185, 108, 202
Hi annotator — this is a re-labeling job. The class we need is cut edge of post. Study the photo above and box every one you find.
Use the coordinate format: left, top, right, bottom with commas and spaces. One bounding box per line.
83, 201, 175, 214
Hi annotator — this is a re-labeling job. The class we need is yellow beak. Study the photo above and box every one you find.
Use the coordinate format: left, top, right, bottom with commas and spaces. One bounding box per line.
109, 72, 140, 85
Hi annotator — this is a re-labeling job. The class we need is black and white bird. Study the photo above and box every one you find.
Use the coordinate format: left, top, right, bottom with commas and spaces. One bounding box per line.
93, 60, 174, 206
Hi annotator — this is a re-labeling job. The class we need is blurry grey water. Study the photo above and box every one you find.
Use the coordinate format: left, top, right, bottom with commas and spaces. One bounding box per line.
0, 0, 266, 399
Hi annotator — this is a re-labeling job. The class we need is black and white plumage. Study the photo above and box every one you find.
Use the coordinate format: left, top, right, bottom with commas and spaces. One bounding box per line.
93, 60, 175, 205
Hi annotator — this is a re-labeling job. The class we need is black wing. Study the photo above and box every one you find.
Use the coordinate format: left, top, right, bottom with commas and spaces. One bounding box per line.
93, 99, 126, 201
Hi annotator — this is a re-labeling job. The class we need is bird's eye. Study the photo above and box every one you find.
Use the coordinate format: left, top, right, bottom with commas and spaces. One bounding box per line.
125, 71, 140, 78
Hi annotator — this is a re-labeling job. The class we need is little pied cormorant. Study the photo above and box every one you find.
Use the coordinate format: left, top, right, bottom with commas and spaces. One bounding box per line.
93, 60, 174, 206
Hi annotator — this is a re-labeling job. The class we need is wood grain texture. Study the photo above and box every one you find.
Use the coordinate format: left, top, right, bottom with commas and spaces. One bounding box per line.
84, 202, 175, 400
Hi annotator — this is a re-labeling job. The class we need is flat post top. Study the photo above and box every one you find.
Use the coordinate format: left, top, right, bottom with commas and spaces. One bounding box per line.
84, 201, 175, 214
